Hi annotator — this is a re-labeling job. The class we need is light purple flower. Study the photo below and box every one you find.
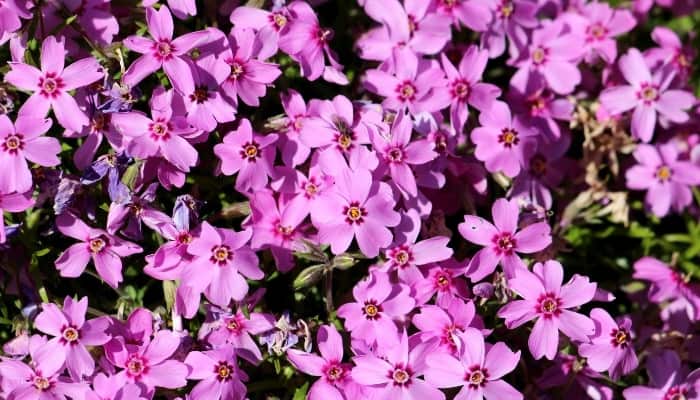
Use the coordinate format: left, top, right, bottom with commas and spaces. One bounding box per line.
54, 213, 142, 288
203, 307, 275, 365
481, 0, 539, 59
413, 298, 480, 354
458, 197, 551, 281
185, 347, 248, 400
86, 373, 148, 400
0, 189, 33, 243
33, 296, 111, 380
5, 36, 104, 131
599, 48, 696, 142
568, 1, 636, 64
623, 350, 700, 400
184, 54, 237, 132
122, 5, 208, 93
578, 308, 638, 380
633, 256, 700, 320
106, 183, 171, 240
425, 328, 522, 400
432, 0, 493, 32
498, 260, 596, 360
625, 142, 700, 217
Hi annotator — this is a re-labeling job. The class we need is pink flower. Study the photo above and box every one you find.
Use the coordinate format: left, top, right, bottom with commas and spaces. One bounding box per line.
33, 296, 111, 380
54, 213, 142, 288
498, 260, 596, 360
432, 0, 493, 32
229, 5, 292, 57
86, 373, 148, 400
425, 328, 522, 400
0, 340, 87, 400
351, 330, 445, 400
372, 111, 437, 197
481, 0, 539, 59
578, 308, 638, 380
5, 36, 104, 131
413, 298, 481, 354
512, 20, 585, 95
184, 55, 237, 132
458, 198, 551, 281
122, 6, 208, 94
176, 222, 262, 318
623, 350, 700, 400
470, 101, 536, 178
185, 347, 248, 400
0, 189, 33, 243
278, 89, 313, 166
67, 0, 119, 45
221, 27, 281, 107
110, 330, 188, 390
625, 142, 700, 217
646, 27, 695, 83
202, 307, 275, 365
599, 48, 696, 142
633, 256, 700, 319
364, 48, 450, 115
413, 261, 471, 307
214, 119, 278, 193
313, 167, 400, 257
441, 46, 501, 133
569, 1, 636, 64
279, 1, 346, 83
337, 272, 415, 346
111, 92, 198, 174
0, 115, 59, 193
287, 325, 363, 400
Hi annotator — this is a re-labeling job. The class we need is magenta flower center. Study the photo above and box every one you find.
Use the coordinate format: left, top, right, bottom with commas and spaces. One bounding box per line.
498, 128, 520, 148
226, 317, 241, 333
587, 23, 608, 41
229, 61, 245, 80
386, 146, 405, 163
154, 40, 175, 60
303, 181, 318, 198
529, 96, 547, 116
362, 300, 382, 320
91, 113, 110, 133
529, 154, 547, 177
493, 232, 517, 255
149, 120, 171, 140
276, 222, 294, 238
664, 386, 688, 400
177, 232, 193, 244
190, 86, 209, 104
39, 73, 65, 97
498, 1, 514, 18
126, 355, 147, 378
638, 83, 659, 104
397, 81, 417, 101
210, 245, 233, 266
656, 165, 672, 182
61, 326, 80, 343
390, 365, 413, 386
3, 134, 24, 153
317, 28, 333, 43
326, 363, 346, 381
465, 366, 489, 387
335, 133, 354, 150
241, 142, 260, 161
344, 202, 367, 225
675, 52, 690, 69
215, 361, 234, 381
435, 272, 451, 289
531, 47, 548, 65
33, 375, 51, 391
439, 0, 457, 10
451, 79, 470, 100
389, 246, 412, 267
537, 293, 561, 318
88, 237, 107, 253
610, 327, 630, 348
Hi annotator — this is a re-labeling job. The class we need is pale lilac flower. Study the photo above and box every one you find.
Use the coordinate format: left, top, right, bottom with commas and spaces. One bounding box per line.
512, 20, 585, 95
600, 48, 696, 142
413, 261, 471, 307
0, 340, 87, 400
481, 0, 539, 59
106, 183, 171, 240
54, 213, 142, 288
432, 0, 493, 32
287, 325, 363, 400
647, 27, 695, 83
352, 330, 445, 400
507, 77, 574, 139
498, 260, 596, 360
313, 167, 400, 257
0, 0, 30, 38
568, 2, 636, 64
458, 198, 551, 281
537, 354, 614, 400
176, 222, 262, 318
413, 298, 480, 354
184, 55, 237, 132
337, 272, 415, 347
33, 296, 111, 380
470, 101, 536, 178
185, 347, 248, 400
86, 373, 148, 400
578, 308, 638, 380
122, 6, 208, 93
364, 48, 450, 115
202, 307, 275, 365
441, 46, 501, 133
623, 350, 700, 400
0, 115, 59, 193
425, 328, 522, 400
625, 143, 700, 217
5, 36, 104, 131
278, 89, 314, 166
633, 256, 700, 320
0, 189, 33, 243
214, 118, 278, 193
110, 330, 188, 390
382, 233, 452, 283
230, 5, 292, 57
66, 0, 119, 45
221, 27, 281, 107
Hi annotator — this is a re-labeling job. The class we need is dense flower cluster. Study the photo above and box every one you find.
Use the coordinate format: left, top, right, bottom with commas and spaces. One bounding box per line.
0, 0, 699, 399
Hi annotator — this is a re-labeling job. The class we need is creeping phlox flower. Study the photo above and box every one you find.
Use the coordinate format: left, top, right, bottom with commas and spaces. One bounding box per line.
0, 0, 698, 399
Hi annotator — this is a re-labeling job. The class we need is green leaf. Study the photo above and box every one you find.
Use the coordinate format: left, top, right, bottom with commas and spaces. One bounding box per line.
293, 382, 310, 400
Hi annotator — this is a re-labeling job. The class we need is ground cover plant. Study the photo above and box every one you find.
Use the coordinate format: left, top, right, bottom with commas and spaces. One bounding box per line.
0, 0, 699, 399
